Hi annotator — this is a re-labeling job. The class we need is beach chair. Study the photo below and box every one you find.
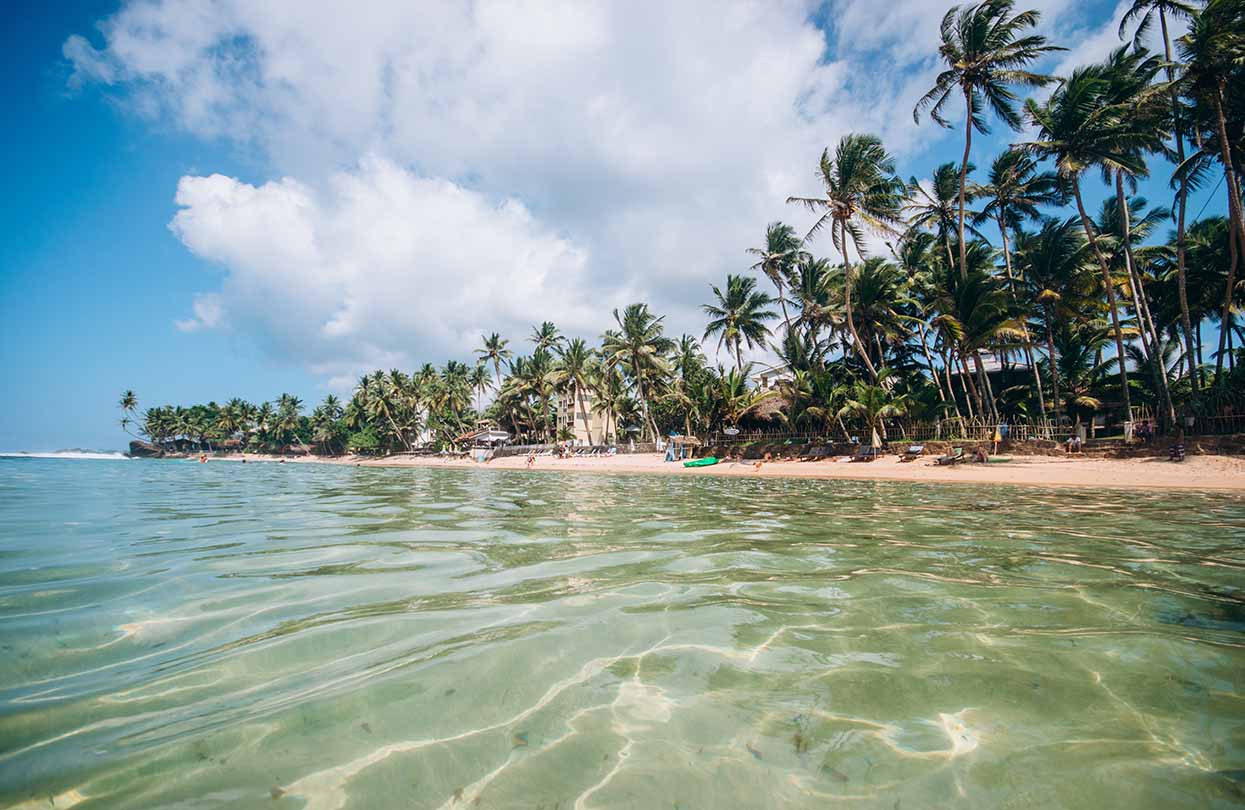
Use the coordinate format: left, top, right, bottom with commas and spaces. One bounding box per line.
934, 447, 965, 466
1169, 443, 1185, 462
899, 444, 925, 462
849, 446, 880, 463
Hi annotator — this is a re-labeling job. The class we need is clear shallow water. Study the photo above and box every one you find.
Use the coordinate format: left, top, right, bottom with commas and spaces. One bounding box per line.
1, 459, 1243, 809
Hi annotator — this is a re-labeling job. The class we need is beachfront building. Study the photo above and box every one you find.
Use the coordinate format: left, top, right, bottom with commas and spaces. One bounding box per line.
751, 363, 793, 391
555, 391, 608, 445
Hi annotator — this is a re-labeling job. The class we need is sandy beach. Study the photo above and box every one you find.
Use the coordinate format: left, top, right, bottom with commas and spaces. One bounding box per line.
215, 450, 1245, 492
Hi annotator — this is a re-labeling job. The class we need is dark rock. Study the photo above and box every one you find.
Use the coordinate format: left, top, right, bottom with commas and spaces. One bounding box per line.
128, 440, 165, 458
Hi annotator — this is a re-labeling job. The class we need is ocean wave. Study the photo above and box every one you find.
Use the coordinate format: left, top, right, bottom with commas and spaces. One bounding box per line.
0, 450, 131, 460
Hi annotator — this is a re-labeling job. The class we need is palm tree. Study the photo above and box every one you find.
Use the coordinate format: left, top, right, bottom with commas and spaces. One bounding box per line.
746, 222, 804, 336
1119, 0, 1199, 397
904, 161, 982, 270
836, 369, 909, 440
1023, 63, 1145, 423
600, 304, 674, 441
914, 0, 1061, 282
476, 333, 512, 391
530, 321, 564, 353
1017, 217, 1094, 428
555, 338, 597, 444
974, 147, 1063, 415
469, 363, 491, 414
787, 133, 905, 381
702, 274, 777, 373
118, 390, 140, 438
1177, 0, 1245, 383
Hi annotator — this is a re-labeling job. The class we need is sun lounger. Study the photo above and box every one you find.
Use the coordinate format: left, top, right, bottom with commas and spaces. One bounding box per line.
849, 446, 880, 462
934, 447, 965, 466
899, 444, 925, 462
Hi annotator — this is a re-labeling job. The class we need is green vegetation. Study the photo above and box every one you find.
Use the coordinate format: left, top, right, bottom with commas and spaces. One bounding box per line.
124, 0, 1245, 454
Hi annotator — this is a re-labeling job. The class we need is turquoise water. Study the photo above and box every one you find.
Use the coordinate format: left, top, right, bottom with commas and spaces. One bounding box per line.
0, 458, 1243, 809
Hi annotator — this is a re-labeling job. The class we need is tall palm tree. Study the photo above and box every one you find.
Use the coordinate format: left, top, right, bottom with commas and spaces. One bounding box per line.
469, 363, 491, 414
1017, 217, 1095, 428
600, 304, 674, 441
1023, 63, 1147, 423
702, 274, 777, 374
1120, 0, 1200, 397
974, 147, 1063, 415
788, 133, 905, 381
555, 338, 597, 444
476, 333, 512, 391
1177, 0, 1245, 382
746, 222, 804, 337
914, 0, 1061, 281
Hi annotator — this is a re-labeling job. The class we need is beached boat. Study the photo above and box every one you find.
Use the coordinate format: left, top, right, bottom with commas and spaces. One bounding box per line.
683, 456, 719, 468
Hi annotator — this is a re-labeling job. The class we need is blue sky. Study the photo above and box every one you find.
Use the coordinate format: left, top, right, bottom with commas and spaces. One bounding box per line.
0, 0, 1226, 451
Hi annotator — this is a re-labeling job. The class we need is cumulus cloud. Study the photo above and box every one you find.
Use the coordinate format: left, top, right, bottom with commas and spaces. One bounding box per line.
65, 0, 1140, 379
168, 158, 605, 383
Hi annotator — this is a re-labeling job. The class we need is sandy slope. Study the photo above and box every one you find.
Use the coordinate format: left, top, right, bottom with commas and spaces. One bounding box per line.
215, 450, 1245, 492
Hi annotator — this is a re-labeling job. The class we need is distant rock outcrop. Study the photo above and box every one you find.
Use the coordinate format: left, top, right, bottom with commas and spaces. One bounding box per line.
128, 440, 165, 458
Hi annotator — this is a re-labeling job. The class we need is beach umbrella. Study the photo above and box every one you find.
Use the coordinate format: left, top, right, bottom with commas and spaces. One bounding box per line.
871, 427, 882, 449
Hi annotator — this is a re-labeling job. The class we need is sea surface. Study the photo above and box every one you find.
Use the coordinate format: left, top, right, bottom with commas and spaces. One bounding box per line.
1, 458, 1243, 809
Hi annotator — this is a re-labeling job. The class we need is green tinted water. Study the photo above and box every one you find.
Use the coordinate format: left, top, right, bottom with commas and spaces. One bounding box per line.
0, 458, 1242, 809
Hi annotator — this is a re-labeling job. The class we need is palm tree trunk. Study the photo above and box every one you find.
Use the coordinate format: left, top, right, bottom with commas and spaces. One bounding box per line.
997, 213, 1047, 416
1046, 312, 1063, 429
1116, 172, 1176, 431
939, 346, 965, 420
575, 383, 594, 445
916, 320, 949, 404
959, 350, 984, 417
735, 336, 744, 376
1217, 230, 1240, 382
1072, 178, 1132, 424
839, 220, 880, 381
957, 86, 973, 282
1161, 9, 1199, 400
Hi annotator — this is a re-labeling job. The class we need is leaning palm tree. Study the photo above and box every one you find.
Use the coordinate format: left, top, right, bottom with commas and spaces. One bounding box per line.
787, 133, 905, 381
1022, 63, 1146, 423
476, 333, 512, 391
702, 274, 777, 374
746, 222, 804, 336
914, 0, 1061, 282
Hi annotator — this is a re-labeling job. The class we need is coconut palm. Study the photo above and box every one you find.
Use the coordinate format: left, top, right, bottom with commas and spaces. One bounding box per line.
787, 133, 906, 381
746, 222, 804, 336
1119, 0, 1200, 395
1022, 63, 1147, 422
600, 304, 674, 441
530, 321, 564, 353
1177, 0, 1245, 382
904, 161, 983, 270
476, 333, 512, 391
836, 368, 909, 440
555, 338, 597, 444
702, 274, 778, 374
913, 0, 1061, 282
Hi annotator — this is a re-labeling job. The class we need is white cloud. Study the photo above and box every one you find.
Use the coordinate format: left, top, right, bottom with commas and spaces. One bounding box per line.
168, 158, 606, 383
66, 0, 1142, 379
174, 292, 225, 332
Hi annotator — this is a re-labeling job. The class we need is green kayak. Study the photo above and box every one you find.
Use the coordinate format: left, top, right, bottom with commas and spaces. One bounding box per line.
683, 456, 719, 468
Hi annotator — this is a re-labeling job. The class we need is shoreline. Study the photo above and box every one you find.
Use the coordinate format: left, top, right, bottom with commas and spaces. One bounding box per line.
203, 450, 1245, 493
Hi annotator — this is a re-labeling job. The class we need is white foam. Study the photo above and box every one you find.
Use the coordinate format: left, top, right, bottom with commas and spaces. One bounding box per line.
0, 451, 131, 460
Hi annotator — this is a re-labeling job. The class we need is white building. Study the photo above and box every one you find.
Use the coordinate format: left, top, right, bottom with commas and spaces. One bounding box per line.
555, 390, 608, 444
